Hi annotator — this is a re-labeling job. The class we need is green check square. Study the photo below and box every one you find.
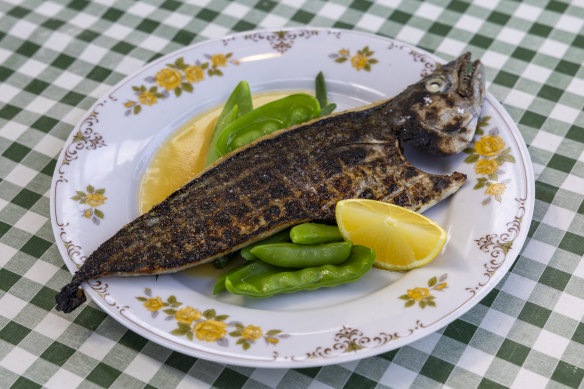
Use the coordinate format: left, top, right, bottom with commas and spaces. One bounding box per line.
17, 41, 41, 57
42, 18, 66, 31
555, 60, 579, 76
31, 286, 58, 311
161, 0, 181, 11
573, 322, 584, 345
118, 330, 148, 352
552, 361, 584, 388
0, 268, 20, 292
559, 232, 584, 256
74, 305, 107, 331
487, 11, 510, 25
197, 8, 218, 22
213, 368, 248, 389
511, 47, 536, 62
529, 23, 552, 37
0, 65, 15, 82
255, 0, 276, 12
496, 339, 530, 366
546, 0, 568, 13
420, 355, 454, 383
291, 10, 314, 24
233, 20, 256, 32
494, 71, 518, 88
102, 7, 124, 22
0, 321, 31, 345
31, 116, 59, 133
548, 154, 576, 173
21, 236, 52, 258
444, 320, 478, 344
68, 0, 90, 11
538, 85, 564, 101
41, 159, 57, 176
0, 104, 21, 120
24, 79, 50, 95
448, 0, 469, 13
111, 41, 135, 54
87, 65, 112, 82
518, 301, 551, 328
429, 22, 452, 36
173, 30, 196, 45
539, 266, 571, 290
573, 34, 584, 49
86, 363, 122, 387
3, 142, 31, 163
51, 54, 75, 70
12, 188, 42, 209
41, 342, 76, 366
478, 377, 508, 389
0, 221, 10, 238
136, 18, 160, 33
344, 373, 376, 389
8, 6, 31, 18
61, 91, 86, 106
77, 29, 99, 42
389, 10, 411, 23
470, 34, 494, 49
565, 125, 584, 143
535, 181, 557, 203
11, 376, 41, 389
350, 0, 373, 12
519, 111, 546, 128
295, 367, 320, 378
165, 351, 197, 373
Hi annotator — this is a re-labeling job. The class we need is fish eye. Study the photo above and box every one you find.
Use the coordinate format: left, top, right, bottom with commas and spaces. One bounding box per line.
425, 77, 447, 92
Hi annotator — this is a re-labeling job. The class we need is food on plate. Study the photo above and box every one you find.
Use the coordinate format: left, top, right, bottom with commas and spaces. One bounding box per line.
55, 52, 485, 313
336, 199, 447, 270
216, 245, 375, 297
250, 241, 353, 268
290, 222, 344, 244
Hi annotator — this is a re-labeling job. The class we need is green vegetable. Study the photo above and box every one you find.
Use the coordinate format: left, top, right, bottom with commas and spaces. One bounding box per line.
250, 241, 352, 268
240, 229, 291, 261
212, 262, 246, 294
211, 253, 234, 269
290, 223, 344, 244
223, 245, 375, 297
315, 71, 337, 116
215, 93, 321, 156
206, 81, 253, 165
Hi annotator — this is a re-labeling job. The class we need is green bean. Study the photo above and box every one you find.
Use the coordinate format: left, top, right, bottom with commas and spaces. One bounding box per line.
240, 229, 291, 261
223, 245, 375, 297
290, 223, 344, 244
250, 241, 352, 268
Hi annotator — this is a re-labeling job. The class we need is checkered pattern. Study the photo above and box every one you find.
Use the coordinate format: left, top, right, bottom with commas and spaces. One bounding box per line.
1, 0, 583, 387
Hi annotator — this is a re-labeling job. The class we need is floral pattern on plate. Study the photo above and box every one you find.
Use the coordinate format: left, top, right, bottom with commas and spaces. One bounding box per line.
70, 185, 107, 225
137, 288, 288, 350
399, 274, 448, 308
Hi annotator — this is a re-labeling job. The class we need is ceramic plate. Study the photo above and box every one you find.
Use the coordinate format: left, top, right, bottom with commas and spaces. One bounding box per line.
51, 28, 534, 368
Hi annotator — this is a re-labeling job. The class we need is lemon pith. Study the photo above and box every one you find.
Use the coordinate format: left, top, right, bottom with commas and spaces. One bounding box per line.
335, 199, 447, 271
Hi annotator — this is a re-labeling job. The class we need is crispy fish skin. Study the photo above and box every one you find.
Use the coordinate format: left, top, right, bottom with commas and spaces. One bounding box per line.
56, 52, 485, 313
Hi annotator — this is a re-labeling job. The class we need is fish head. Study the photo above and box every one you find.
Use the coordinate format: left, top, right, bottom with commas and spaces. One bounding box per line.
397, 52, 485, 155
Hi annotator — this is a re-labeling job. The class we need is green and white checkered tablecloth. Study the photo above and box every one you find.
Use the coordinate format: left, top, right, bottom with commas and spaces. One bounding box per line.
1, 0, 582, 388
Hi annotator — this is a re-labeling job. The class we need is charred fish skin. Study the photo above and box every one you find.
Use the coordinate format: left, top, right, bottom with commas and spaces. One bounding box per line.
56, 53, 484, 313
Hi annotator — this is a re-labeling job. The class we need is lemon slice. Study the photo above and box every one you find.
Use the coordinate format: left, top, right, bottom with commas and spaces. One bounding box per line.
335, 199, 447, 271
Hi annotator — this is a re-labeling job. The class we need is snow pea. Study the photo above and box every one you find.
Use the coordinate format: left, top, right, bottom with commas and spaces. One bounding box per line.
250, 241, 352, 268
223, 245, 375, 297
290, 223, 343, 244
215, 93, 321, 156
205, 81, 252, 165
240, 228, 291, 261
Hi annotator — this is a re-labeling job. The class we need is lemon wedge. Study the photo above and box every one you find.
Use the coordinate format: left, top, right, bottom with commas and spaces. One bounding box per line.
335, 199, 447, 271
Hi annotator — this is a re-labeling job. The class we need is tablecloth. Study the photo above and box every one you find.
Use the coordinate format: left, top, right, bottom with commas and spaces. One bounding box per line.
0, 0, 583, 388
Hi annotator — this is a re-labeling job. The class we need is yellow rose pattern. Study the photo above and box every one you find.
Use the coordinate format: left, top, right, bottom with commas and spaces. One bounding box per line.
124, 53, 237, 115
330, 46, 378, 71
70, 185, 107, 225
399, 274, 448, 308
136, 289, 287, 350
463, 116, 515, 205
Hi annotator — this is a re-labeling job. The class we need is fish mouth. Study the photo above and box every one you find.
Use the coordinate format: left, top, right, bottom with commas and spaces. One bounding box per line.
455, 52, 484, 100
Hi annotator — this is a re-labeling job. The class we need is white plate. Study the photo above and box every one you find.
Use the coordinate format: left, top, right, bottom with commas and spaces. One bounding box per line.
51, 28, 534, 368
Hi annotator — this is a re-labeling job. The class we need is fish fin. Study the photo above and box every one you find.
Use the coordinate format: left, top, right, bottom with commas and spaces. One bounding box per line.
55, 282, 86, 313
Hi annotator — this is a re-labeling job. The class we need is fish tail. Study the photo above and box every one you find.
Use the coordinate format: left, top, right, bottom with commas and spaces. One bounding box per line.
55, 279, 86, 313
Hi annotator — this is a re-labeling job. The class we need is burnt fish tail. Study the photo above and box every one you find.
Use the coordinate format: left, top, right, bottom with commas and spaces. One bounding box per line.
56, 53, 484, 313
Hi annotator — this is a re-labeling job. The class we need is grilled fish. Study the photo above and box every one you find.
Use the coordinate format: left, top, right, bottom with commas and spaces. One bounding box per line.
56, 52, 485, 312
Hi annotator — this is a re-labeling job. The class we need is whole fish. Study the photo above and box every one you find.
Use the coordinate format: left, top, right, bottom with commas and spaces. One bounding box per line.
56, 52, 485, 312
